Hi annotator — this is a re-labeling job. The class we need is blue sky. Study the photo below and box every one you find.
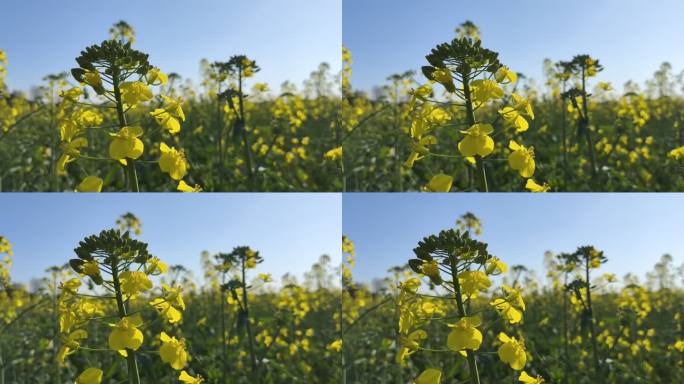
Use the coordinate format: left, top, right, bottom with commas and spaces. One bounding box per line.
343, 193, 684, 284
0, 193, 341, 285
2, 0, 341, 92
343, 0, 684, 92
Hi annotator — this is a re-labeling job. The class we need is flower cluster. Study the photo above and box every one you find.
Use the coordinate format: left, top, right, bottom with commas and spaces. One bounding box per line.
57, 227, 203, 383
55, 24, 196, 192
397, 225, 544, 383
405, 24, 548, 192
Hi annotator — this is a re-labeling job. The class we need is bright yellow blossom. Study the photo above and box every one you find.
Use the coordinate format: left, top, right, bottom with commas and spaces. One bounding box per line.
508, 140, 535, 178
108, 315, 144, 351
159, 143, 188, 180
177, 180, 202, 192
525, 179, 550, 192
421, 174, 453, 192
146, 68, 168, 86
75, 176, 103, 193
458, 123, 494, 157
447, 316, 483, 351
109, 126, 144, 160
179, 371, 204, 383
498, 332, 527, 370
119, 81, 153, 106
324, 146, 342, 161
75, 367, 103, 384
519, 371, 544, 383
459, 270, 491, 296
159, 332, 188, 370
119, 271, 152, 295
415, 368, 442, 384
470, 79, 504, 103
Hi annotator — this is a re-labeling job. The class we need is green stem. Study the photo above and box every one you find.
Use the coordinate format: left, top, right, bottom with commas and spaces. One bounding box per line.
217, 80, 224, 167
562, 273, 570, 384
461, 71, 488, 192
111, 260, 141, 384
111, 67, 140, 192
449, 254, 481, 384
220, 272, 227, 384
585, 258, 601, 378
560, 82, 569, 189
238, 69, 255, 190
580, 68, 598, 186
241, 259, 258, 379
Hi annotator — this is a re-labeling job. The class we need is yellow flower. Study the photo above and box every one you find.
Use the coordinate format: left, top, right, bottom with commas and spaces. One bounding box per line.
324, 146, 342, 161
150, 297, 182, 323
413, 84, 432, 99
146, 68, 168, 86
495, 66, 517, 84
458, 124, 494, 158
512, 94, 534, 120
59, 278, 81, 294
177, 180, 202, 192
485, 257, 507, 275
151, 95, 185, 134
119, 271, 152, 295
420, 260, 441, 283
508, 140, 535, 178
470, 79, 504, 103
432, 68, 453, 90
396, 330, 427, 365
108, 315, 144, 351
109, 126, 144, 160
668, 146, 684, 160
447, 316, 483, 351
82, 260, 100, 276
75, 176, 103, 193
327, 339, 343, 352
83, 70, 102, 89
491, 292, 524, 324
162, 95, 186, 120
499, 107, 529, 133
60, 87, 83, 102
151, 109, 180, 134
258, 273, 273, 282
459, 270, 491, 296
58, 137, 88, 175
57, 329, 88, 364
145, 257, 167, 275
163, 284, 186, 310
119, 81, 153, 106
415, 368, 442, 384
159, 332, 188, 370
519, 371, 544, 383
674, 340, 684, 352
525, 179, 550, 192
400, 277, 421, 293
73, 109, 104, 128
159, 143, 188, 181
406, 135, 437, 168
179, 371, 204, 383
498, 332, 527, 370
421, 174, 453, 192
75, 367, 103, 384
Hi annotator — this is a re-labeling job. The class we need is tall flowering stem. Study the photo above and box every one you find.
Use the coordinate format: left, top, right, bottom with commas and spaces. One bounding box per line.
448, 250, 481, 384
397, 222, 541, 383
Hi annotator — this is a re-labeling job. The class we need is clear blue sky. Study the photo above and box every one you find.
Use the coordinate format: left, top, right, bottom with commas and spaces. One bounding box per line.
343, 0, 684, 92
343, 193, 684, 284
0, 193, 341, 285
2, 0, 341, 92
